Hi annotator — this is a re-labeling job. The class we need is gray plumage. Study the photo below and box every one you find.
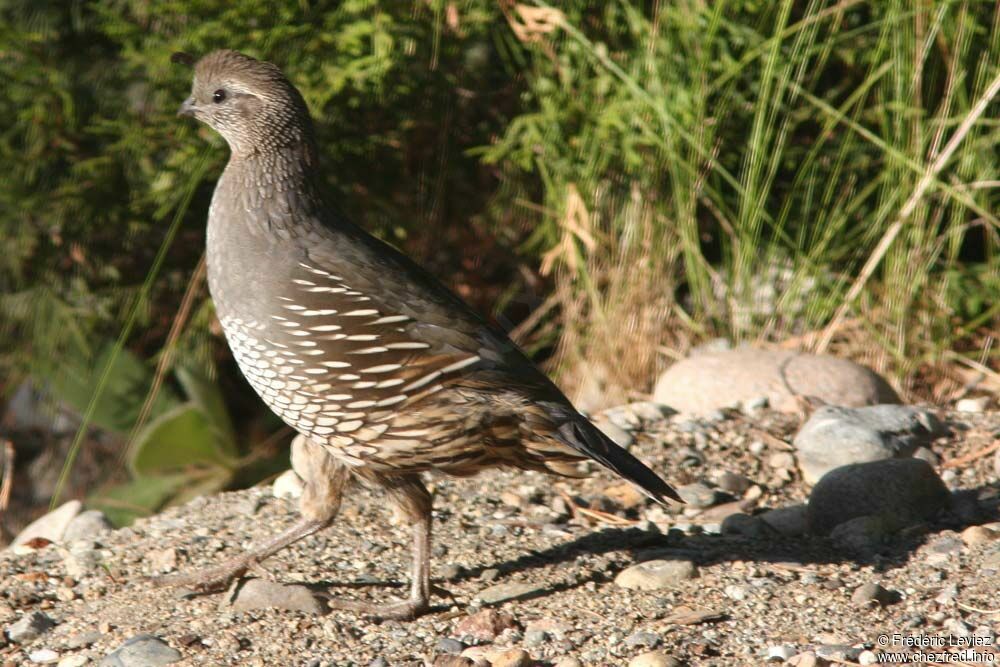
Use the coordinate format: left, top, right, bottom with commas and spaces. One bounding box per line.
163, 49, 679, 619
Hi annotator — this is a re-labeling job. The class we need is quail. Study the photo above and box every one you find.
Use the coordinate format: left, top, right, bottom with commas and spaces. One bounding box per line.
163, 49, 680, 619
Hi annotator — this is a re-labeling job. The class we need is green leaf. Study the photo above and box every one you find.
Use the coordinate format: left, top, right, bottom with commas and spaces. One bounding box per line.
86, 473, 190, 527
129, 403, 236, 477
175, 364, 238, 457
49, 341, 179, 434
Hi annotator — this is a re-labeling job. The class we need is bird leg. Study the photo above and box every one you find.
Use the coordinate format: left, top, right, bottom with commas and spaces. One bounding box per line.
327, 474, 433, 620
153, 443, 350, 592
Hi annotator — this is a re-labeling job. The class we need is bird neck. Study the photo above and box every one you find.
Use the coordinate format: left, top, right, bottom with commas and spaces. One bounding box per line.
220, 140, 328, 232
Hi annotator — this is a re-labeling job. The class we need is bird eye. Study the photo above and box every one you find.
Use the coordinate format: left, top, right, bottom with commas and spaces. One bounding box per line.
212, 89, 226, 103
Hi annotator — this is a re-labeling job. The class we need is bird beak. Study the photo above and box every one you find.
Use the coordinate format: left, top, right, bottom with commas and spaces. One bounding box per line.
178, 97, 197, 117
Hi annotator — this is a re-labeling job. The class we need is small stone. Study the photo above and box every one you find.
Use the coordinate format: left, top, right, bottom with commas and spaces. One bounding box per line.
66, 631, 101, 650
807, 458, 950, 535
271, 470, 304, 499
5, 611, 56, 644
858, 650, 878, 666
523, 629, 548, 647
628, 650, 680, 667
57, 656, 88, 667
435, 638, 465, 655
676, 483, 720, 509
454, 609, 517, 642
432, 657, 474, 667
28, 649, 59, 664
99, 635, 181, 666
624, 631, 661, 649
552, 659, 582, 667
63, 544, 100, 579
768, 452, 796, 470
603, 483, 646, 510
767, 645, 797, 661
63, 510, 113, 542
955, 396, 990, 413
760, 505, 808, 536
147, 547, 178, 573
615, 559, 697, 591
715, 471, 753, 495
11, 501, 82, 547
787, 652, 819, 667
724, 585, 747, 601
474, 582, 544, 605
851, 582, 900, 607
368, 659, 389, 667
490, 649, 531, 667
227, 579, 324, 615
961, 525, 999, 547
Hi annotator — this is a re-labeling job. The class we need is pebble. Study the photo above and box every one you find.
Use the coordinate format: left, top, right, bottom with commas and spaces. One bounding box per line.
11, 501, 82, 547
99, 635, 181, 666
624, 631, 661, 649
627, 650, 679, 667
594, 419, 634, 448
614, 559, 697, 591
454, 609, 517, 642
767, 644, 797, 661
768, 452, 796, 470
676, 483, 720, 509
227, 579, 324, 615
5, 611, 56, 644
955, 396, 990, 413
28, 649, 59, 664
787, 652, 819, 667
720, 513, 772, 538
62, 510, 113, 542
794, 405, 944, 484
715, 470, 753, 495
851, 582, 899, 607
147, 547, 178, 573
271, 469, 304, 499
474, 582, 545, 605
806, 458, 950, 535
57, 656, 88, 667
552, 659, 582, 667
435, 638, 465, 655
62, 543, 101, 579
490, 649, 531, 667
858, 650, 878, 665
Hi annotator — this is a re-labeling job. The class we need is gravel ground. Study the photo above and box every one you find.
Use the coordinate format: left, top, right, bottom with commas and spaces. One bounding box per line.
1, 408, 998, 666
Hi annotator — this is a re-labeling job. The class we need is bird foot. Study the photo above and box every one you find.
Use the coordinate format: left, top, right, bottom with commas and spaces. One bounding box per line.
150, 555, 258, 592
327, 596, 431, 620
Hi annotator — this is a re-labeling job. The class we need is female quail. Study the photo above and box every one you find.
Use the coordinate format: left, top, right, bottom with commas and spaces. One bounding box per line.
165, 49, 679, 619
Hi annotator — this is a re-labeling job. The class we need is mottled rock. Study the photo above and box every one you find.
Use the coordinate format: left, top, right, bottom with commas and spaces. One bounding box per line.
829, 516, 892, 555
227, 579, 324, 615
955, 396, 990, 413
28, 648, 59, 664
676, 483, 721, 509
807, 458, 950, 535
99, 635, 181, 666
768, 645, 797, 661
11, 501, 82, 547
435, 638, 465, 655
615, 559, 697, 591
794, 405, 946, 483
652, 349, 898, 415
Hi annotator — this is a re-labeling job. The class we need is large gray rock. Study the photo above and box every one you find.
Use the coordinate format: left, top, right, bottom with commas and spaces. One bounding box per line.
227, 579, 325, 615
794, 405, 946, 484
807, 458, 950, 535
100, 635, 181, 666
652, 349, 898, 416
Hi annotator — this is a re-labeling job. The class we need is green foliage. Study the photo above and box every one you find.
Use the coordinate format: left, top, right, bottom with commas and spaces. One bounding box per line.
0, 0, 998, 513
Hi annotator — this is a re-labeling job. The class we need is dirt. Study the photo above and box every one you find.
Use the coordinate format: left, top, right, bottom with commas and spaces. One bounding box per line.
0, 407, 997, 666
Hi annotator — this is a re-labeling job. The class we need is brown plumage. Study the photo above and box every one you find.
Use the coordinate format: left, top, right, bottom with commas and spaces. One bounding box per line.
161, 49, 680, 619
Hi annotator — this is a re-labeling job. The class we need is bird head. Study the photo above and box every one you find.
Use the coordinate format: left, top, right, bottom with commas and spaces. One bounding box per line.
175, 50, 315, 156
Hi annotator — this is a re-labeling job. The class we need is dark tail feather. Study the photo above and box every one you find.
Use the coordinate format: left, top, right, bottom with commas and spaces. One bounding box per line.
557, 420, 682, 505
